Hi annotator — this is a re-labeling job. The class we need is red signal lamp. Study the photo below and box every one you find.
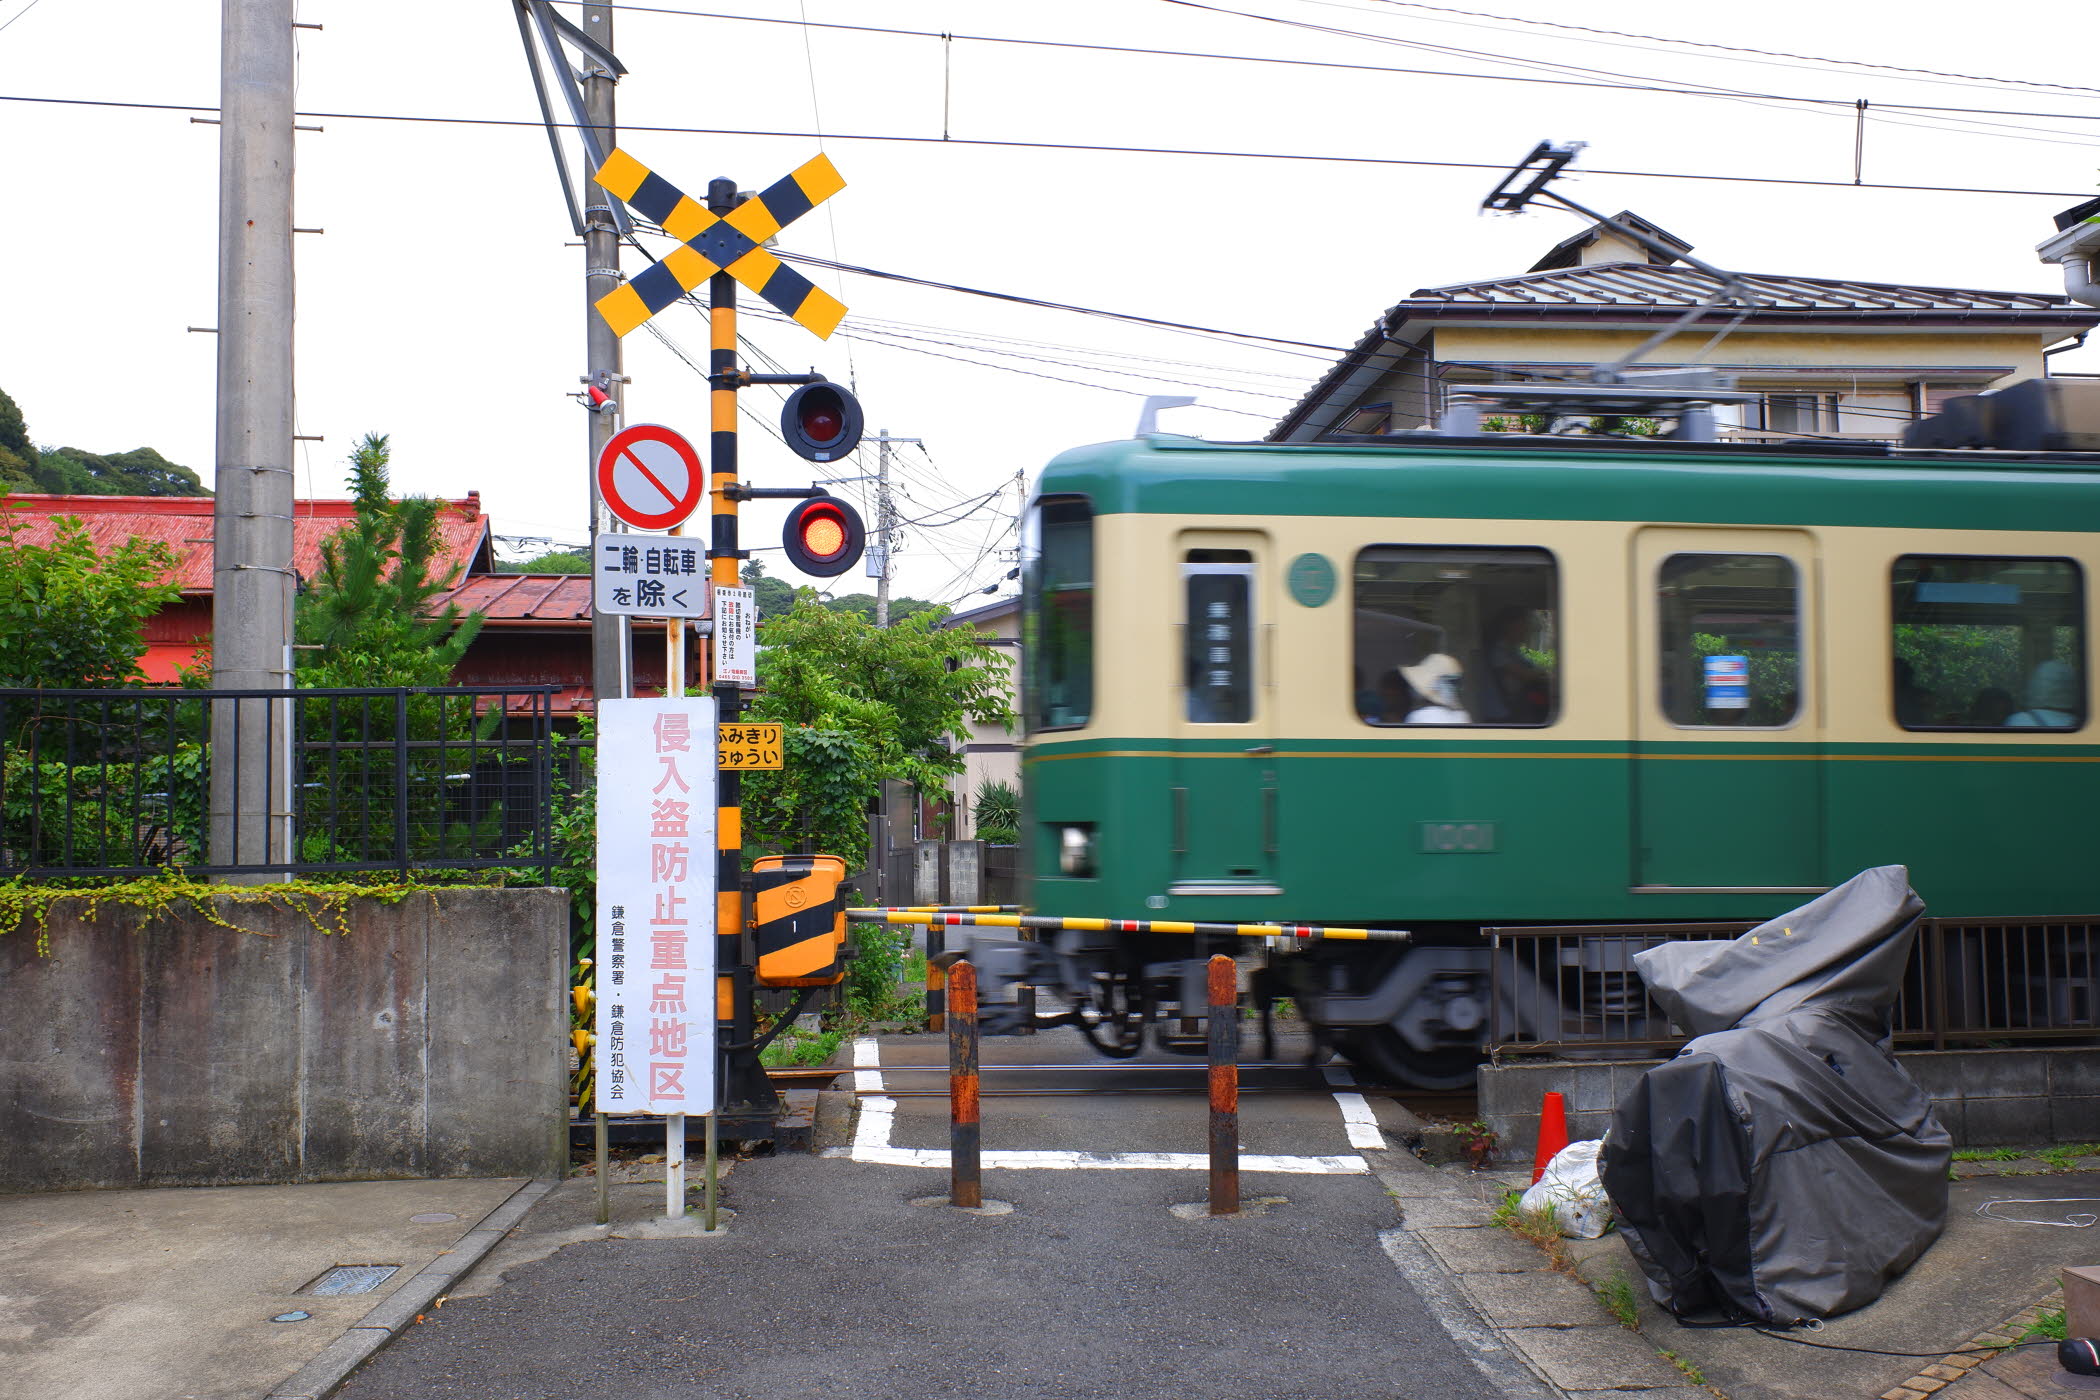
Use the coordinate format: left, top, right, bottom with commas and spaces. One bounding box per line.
780, 381, 864, 463
781, 495, 866, 578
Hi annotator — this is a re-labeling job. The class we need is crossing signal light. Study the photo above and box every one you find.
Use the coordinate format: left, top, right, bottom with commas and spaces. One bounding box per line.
780, 381, 863, 462
782, 495, 865, 578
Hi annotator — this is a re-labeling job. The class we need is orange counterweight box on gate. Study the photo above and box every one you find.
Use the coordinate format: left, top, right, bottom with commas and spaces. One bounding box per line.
752, 853, 850, 987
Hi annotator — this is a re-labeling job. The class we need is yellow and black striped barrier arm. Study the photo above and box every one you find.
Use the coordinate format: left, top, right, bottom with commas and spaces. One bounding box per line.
895, 905, 1021, 914
590, 149, 847, 339
848, 910, 1409, 943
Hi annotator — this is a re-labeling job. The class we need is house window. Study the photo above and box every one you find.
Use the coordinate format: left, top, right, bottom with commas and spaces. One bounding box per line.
1339, 403, 1392, 435
1891, 555, 2084, 730
1759, 394, 1834, 435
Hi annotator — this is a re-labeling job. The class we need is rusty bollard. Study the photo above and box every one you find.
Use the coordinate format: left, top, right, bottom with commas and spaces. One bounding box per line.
1208, 953, 1240, 1216
926, 928, 947, 1033
949, 958, 982, 1208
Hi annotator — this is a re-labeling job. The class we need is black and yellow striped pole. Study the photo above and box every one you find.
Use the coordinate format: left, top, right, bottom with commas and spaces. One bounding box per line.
705, 175, 766, 1129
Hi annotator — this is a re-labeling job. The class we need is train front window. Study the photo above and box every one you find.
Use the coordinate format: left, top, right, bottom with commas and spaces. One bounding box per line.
1023, 497, 1094, 732
1352, 547, 1559, 727
1891, 555, 2085, 731
1657, 553, 1800, 728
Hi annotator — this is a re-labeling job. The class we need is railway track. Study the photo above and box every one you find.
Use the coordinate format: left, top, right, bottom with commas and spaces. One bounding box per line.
771, 1060, 1475, 1119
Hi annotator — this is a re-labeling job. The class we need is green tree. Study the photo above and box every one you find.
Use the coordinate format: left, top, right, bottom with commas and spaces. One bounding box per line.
296, 432, 484, 687
34, 445, 207, 496
742, 556, 797, 620
504, 548, 590, 574
0, 386, 207, 497
972, 776, 1019, 845
739, 595, 1012, 857
820, 592, 938, 624
0, 388, 33, 492
0, 508, 181, 687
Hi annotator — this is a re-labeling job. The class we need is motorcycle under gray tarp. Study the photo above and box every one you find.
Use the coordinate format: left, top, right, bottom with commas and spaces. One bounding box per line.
1599, 866, 1952, 1323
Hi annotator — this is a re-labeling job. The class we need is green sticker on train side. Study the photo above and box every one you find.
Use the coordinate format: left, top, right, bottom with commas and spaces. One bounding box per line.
1287, 552, 1336, 607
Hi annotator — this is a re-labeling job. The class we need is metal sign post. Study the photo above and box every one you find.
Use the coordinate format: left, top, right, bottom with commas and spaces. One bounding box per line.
588, 144, 851, 1160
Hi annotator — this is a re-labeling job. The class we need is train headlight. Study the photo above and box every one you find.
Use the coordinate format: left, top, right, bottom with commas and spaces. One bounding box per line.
1057, 824, 1097, 878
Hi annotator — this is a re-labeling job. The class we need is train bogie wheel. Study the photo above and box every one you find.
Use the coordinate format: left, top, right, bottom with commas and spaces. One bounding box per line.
1334, 1028, 1482, 1092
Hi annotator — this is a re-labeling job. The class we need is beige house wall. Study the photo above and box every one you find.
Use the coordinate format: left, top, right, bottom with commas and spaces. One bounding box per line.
940, 608, 1020, 839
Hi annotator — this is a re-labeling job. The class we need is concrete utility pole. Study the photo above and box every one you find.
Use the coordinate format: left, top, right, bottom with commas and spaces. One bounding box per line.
210, 0, 297, 874
869, 429, 919, 627
583, 1, 628, 702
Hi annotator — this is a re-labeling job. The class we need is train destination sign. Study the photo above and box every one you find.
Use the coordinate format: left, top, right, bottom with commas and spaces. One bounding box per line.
592, 534, 708, 618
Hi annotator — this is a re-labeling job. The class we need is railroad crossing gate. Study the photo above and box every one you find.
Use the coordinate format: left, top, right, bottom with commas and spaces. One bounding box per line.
591, 149, 847, 338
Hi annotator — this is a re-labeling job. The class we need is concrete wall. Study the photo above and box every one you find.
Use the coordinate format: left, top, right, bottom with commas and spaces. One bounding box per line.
1, 888, 569, 1192
1480, 1046, 2100, 1161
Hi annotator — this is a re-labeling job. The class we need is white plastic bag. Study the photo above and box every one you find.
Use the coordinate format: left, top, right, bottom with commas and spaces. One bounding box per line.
1519, 1138, 1615, 1239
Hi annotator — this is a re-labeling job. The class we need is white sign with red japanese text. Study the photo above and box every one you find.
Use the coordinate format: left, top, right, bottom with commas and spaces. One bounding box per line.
713, 586, 757, 688
593, 697, 717, 1117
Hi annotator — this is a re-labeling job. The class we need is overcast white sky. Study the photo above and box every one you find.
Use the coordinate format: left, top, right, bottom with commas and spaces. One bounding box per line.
4, 0, 2097, 604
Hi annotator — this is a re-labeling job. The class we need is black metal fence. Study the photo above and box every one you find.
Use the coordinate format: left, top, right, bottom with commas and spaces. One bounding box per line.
0, 687, 560, 880
1487, 916, 2100, 1056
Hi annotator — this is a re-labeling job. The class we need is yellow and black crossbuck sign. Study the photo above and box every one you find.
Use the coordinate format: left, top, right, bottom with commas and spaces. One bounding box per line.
592, 150, 847, 340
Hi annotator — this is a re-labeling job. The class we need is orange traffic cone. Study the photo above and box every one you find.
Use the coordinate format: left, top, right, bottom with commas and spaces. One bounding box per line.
1531, 1091, 1569, 1185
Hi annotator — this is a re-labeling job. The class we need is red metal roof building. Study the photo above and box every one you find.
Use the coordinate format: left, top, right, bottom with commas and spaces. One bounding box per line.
0, 492, 664, 711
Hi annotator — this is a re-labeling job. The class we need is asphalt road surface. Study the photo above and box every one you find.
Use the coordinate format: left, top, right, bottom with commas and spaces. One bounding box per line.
342, 1029, 1515, 1400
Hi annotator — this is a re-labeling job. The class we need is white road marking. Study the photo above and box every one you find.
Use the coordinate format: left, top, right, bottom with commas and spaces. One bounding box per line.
829, 1036, 1369, 1174
850, 1036, 894, 1152
825, 1145, 1369, 1174
1321, 1063, 1389, 1151
852, 1035, 884, 1090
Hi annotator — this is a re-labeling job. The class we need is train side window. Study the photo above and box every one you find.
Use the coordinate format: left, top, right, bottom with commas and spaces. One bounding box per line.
1184, 551, 1255, 724
1351, 547, 1559, 727
1023, 497, 1093, 732
1891, 555, 2085, 731
1657, 553, 1799, 728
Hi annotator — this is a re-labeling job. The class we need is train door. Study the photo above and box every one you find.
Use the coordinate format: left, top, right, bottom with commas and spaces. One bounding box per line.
1169, 539, 1278, 895
1631, 528, 1824, 891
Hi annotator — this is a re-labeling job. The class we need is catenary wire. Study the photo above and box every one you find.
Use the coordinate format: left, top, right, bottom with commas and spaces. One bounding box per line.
1157, 0, 2100, 150
0, 0, 48, 37
590, 3, 2100, 124
1351, 0, 2100, 98
7, 94, 2095, 199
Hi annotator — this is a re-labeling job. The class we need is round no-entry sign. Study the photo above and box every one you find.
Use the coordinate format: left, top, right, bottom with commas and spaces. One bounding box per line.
596, 423, 705, 531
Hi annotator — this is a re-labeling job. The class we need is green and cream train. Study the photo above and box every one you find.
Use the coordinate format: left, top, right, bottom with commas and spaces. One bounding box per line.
997, 404, 2100, 1087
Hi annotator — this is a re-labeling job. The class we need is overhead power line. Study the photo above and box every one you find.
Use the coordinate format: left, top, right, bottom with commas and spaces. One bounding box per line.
1154, 0, 2100, 150
591, 3, 2100, 124
1352, 0, 2100, 98
5, 93, 2091, 199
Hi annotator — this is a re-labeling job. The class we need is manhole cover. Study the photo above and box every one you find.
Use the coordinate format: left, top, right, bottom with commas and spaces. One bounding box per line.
296, 1265, 400, 1297
271, 1311, 311, 1324
409, 1212, 458, 1224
